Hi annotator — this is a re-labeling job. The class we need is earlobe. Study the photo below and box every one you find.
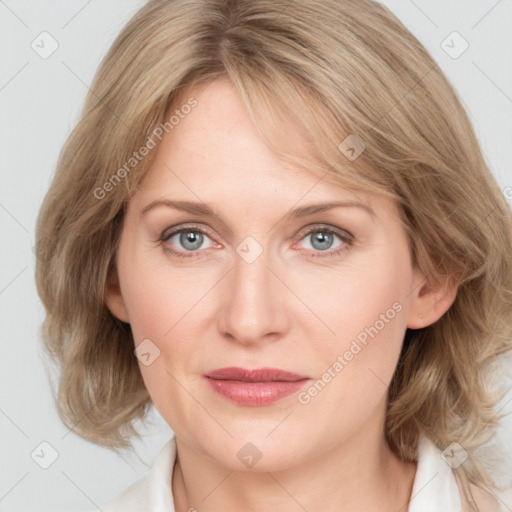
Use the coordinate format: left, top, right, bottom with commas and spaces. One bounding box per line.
105, 266, 130, 323
406, 267, 458, 330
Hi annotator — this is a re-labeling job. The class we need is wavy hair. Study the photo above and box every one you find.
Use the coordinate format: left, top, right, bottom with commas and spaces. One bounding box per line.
35, 0, 512, 494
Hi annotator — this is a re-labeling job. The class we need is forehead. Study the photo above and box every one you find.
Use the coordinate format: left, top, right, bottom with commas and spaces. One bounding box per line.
132, 78, 392, 219
157, 78, 315, 176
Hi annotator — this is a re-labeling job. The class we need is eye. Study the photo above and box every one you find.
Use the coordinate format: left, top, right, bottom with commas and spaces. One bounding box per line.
159, 224, 215, 258
295, 224, 353, 258
158, 223, 354, 259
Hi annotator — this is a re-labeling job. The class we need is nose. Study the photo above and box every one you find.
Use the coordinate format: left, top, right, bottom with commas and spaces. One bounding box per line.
216, 240, 291, 345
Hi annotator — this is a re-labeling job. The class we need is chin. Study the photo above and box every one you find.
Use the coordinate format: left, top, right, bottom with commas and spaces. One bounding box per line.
204, 434, 307, 473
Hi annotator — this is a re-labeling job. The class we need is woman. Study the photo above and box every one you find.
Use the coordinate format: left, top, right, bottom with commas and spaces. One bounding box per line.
35, 0, 512, 510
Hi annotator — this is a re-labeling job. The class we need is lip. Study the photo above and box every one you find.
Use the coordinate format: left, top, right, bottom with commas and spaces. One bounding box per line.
203, 367, 311, 406
204, 367, 309, 382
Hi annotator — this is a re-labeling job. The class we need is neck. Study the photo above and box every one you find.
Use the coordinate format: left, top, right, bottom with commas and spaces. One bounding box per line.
171, 423, 417, 512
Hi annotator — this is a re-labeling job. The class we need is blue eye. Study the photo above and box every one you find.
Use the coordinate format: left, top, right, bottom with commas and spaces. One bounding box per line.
160, 225, 213, 258
171, 230, 210, 251
297, 226, 353, 258
303, 230, 339, 251
159, 224, 353, 259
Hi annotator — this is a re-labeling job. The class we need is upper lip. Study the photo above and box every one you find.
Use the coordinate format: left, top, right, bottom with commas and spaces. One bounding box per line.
204, 367, 310, 382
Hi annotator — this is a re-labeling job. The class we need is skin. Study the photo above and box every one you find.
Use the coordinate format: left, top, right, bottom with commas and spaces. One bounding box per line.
106, 77, 457, 512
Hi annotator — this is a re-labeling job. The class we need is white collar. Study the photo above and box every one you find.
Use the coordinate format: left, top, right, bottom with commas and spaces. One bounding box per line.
102, 434, 461, 511
408, 435, 461, 512
102, 435, 177, 511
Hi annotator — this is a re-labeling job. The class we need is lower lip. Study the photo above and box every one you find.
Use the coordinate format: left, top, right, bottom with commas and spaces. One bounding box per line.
204, 377, 309, 406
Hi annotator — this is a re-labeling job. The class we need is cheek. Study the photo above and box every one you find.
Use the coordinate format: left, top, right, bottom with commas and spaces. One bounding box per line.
118, 242, 220, 367
121, 264, 200, 424
119, 239, 201, 341
295, 245, 410, 345
300, 245, 411, 391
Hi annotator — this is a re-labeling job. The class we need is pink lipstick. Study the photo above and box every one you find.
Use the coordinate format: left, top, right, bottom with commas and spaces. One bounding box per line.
203, 367, 310, 406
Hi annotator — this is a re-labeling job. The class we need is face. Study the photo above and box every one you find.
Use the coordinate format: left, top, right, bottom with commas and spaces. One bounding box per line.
107, 78, 441, 471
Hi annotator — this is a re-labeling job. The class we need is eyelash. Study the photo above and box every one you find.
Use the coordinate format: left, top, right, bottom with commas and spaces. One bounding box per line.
158, 223, 354, 260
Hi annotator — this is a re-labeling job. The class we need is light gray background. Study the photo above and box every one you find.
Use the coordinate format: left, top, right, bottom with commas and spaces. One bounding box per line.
1, 1, 511, 511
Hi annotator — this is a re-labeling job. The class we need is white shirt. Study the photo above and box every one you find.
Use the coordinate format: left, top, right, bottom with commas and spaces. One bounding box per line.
86, 434, 502, 512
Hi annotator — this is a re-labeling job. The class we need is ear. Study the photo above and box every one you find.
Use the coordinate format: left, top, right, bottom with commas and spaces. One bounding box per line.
105, 265, 130, 323
406, 266, 458, 329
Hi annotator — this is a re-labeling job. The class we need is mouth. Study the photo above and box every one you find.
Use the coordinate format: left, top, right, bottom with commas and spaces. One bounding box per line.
203, 367, 311, 406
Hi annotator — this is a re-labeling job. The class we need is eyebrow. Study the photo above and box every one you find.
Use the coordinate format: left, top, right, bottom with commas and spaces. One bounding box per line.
141, 199, 375, 221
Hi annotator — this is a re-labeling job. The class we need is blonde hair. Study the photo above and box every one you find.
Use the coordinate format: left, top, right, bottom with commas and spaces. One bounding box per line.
35, 0, 512, 494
